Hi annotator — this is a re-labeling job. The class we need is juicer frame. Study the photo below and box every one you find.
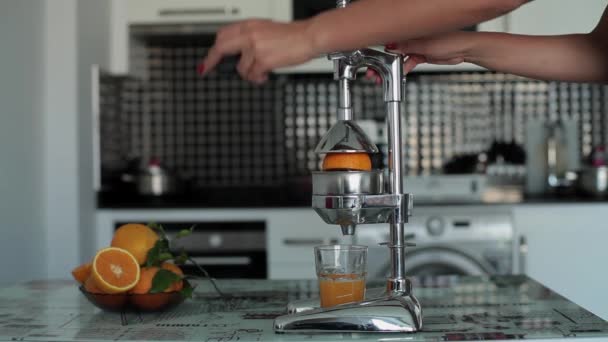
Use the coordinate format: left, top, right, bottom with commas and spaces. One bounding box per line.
273, 0, 422, 333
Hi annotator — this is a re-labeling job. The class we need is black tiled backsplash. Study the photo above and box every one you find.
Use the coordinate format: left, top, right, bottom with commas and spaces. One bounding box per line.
98, 39, 608, 189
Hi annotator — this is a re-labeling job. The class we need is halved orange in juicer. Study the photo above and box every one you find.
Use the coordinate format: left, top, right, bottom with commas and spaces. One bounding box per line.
322, 152, 372, 171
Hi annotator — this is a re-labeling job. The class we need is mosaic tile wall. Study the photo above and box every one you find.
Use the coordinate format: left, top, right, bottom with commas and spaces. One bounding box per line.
98, 39, 608, 187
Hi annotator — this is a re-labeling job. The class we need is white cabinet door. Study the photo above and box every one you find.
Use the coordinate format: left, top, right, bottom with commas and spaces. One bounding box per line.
514, 203, 608, 320
508, 0, 607, 35
267, 210, 349, 279
126, 0, 289, 25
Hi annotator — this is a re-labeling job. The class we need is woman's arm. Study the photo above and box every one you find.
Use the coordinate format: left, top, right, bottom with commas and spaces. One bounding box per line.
307, 0, 527, 54
468, 11, 608, 83
392, 5, 608, 83
199, 0, 528, 83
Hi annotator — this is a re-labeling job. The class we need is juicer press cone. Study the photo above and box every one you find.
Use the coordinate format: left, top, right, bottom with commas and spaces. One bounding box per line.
314, 120, 379, 154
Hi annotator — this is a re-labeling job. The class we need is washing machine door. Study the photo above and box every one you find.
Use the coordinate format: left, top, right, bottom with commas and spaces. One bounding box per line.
375, 247, 491, 277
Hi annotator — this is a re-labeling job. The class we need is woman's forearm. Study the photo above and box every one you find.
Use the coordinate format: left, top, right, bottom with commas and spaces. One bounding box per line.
306, 0, 527, 54
466, 32, 608, 83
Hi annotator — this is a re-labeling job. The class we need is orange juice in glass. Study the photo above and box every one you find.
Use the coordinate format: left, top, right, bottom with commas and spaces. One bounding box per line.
315, 245, 367, 308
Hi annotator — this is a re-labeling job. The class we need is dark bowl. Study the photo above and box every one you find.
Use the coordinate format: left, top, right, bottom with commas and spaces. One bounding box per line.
79, 280, 192, 312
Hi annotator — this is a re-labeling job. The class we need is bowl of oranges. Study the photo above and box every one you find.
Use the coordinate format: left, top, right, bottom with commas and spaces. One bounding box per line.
72, 223, 196, 312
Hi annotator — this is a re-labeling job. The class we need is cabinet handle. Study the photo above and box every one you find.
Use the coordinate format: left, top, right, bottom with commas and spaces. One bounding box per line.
189, 256, 251, 266
283, 239, 323, 246
283, 238, 339, 246
518, 235, 527, 274
158, 7, 239, 17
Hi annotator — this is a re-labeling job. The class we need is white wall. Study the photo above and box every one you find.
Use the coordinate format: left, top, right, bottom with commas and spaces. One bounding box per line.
0, 0, 111, 284
43, 0, 112, 277
77, 0, 111, 263
42, 0, 80, 280
0, 0, 47, 285
509, 0, 607, 34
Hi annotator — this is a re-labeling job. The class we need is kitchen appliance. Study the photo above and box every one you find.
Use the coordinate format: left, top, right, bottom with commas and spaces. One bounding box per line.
274, 0, 421, 333
578, 166, 608, 197
357, 207, 514, 279
121, 158, 179, 196
525, 119, 580, 195
114, 221, 267, 278
576, 146, 608, 197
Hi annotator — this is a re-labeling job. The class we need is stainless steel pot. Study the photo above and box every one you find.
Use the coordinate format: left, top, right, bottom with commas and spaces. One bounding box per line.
136, 165, 176, 196
122, 160, 177, 196
578, 166, 608, 197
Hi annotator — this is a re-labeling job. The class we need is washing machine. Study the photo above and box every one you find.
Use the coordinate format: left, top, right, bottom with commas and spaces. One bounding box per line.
356, 206, 514, 278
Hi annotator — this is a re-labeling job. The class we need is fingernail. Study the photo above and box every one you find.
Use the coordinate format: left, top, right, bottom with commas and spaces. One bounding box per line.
385, 42, 397, 50
196, 63, 205, 75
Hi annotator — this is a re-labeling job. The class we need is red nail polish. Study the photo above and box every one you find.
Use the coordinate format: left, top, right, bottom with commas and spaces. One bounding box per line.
196, 63, 205, 75
385, 43, 397, 50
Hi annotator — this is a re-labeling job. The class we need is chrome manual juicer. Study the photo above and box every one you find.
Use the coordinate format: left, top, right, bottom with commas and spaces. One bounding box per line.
273, 0, 422, 334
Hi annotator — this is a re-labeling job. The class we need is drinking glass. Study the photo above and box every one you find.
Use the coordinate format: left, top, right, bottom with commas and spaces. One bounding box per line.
314, 245, 367, 308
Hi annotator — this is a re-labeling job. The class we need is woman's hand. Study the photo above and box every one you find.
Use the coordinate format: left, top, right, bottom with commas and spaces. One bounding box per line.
366, 31, 476, 83
198, 19, 318, 83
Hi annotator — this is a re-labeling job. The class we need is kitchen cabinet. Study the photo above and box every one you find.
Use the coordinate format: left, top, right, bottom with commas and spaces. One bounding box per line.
513, 203, 608, 321
109, 0, 290, 73
125, 0, 290, 25
508, 0, 606, 35
95, 208, 347, 280
266, 210, 348, 279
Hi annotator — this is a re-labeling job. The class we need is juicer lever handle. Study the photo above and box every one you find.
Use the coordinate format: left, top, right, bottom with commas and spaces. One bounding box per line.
379, 233, 415, 247
379, 242, 416, 247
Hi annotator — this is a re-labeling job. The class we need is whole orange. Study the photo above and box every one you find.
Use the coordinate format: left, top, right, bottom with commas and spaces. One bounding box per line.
71, 262, 92, 285
162, 262, 184, 291
84, 275, 104, 294
322, 153, 372, 171
130, 266, 161, 294
111, 223, 159, 265
129, 266, 171, 311
84, 275, 128, 310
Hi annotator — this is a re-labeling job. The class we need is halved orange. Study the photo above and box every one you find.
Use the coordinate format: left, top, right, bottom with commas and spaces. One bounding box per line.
91, 247, 140, 294
71, 262, 92, 284
322, 153, 372, 171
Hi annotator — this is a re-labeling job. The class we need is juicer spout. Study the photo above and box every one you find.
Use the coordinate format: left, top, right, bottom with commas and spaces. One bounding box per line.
340, 224, 356, 235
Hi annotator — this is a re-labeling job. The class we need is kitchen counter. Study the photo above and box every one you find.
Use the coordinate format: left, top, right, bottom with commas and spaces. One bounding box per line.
1, 276, 607, 341
97, 187, 311, 209
97, 189, 608, 209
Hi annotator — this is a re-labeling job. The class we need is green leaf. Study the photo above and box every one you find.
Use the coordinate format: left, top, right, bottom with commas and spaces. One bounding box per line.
150, 269, 182, 294
146, 243, 160, 267
146, 239, 171, 267
158, 252, 174, 262
177, 224, 196, 238
179, 281, 194, 298
175, 225, 195, 239
145, 223, 194, 266
174, 250, 188, 265
147, 222, 161, 231
147, 222, 167, 239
